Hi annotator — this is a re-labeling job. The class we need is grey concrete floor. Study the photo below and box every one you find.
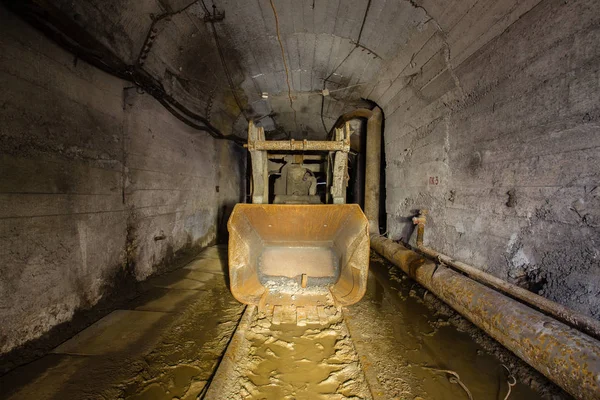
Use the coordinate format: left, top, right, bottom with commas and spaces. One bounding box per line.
0, 245, 244, 400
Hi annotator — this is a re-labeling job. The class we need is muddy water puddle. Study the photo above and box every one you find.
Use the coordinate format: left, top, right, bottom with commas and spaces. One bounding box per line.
31, 247, 563, 400
213, 305, 371, 399
206, 252, 566, 399
120, 280, 245, 400
344, 254, 565, 400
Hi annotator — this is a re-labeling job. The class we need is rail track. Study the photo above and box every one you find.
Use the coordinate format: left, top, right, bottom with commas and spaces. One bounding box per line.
204, 301, 371, 399
193, 252, 567, 400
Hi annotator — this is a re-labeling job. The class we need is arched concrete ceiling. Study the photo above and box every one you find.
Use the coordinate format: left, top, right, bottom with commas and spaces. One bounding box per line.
30, 0, 541, 139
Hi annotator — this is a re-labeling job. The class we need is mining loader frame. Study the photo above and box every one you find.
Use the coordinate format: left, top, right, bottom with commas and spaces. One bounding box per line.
227, 121, 370, 309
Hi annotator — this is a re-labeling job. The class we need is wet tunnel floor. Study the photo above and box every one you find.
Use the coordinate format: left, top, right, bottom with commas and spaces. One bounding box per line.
0, 246, 563, 400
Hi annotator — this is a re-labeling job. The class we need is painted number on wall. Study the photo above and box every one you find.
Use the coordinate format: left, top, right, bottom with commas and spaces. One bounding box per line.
429, 176, 439, 185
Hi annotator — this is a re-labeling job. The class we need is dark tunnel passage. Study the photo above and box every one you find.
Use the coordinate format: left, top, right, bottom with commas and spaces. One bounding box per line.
0, 0, 599, 399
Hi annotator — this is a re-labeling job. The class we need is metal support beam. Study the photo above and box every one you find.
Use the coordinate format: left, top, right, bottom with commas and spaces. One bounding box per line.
248, 122, 268, 204
246, 139, 350, 152
371, 235, 600, 400
330, 124, 350, 204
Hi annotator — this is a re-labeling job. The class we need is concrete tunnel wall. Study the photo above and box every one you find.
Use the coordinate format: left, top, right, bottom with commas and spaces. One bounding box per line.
381, 0, 600, 319
0, 5, 245, 356
0, 0, 599, 359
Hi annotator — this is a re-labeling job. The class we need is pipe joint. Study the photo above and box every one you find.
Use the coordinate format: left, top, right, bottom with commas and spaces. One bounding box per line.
412, 209, 428, 247
371, 235, 600, 399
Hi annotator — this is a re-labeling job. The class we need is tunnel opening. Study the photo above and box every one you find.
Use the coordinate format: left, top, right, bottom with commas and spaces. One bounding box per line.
1, 0, 599, 399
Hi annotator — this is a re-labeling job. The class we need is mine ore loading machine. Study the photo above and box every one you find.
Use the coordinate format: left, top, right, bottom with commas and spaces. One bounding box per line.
227, 121, 370, 310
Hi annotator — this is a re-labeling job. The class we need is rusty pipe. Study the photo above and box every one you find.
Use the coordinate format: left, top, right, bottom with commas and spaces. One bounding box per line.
411, 211, 600, 341
330, 109, 374, 153
331, 108, 373, 131
364, 107, 382, 234
370, 235, 600, 399
412, 209, 428, 247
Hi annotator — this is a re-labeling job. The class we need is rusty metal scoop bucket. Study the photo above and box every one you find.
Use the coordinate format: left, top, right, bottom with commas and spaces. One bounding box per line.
228, 204, 370, 307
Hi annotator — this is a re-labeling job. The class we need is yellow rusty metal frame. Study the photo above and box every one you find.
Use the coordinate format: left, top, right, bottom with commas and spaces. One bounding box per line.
245, 138, 350, 152
371, 235, 600, 400
228, 204, 370, 307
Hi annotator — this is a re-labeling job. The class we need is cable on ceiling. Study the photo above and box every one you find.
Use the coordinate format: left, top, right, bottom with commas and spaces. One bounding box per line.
4, 0, 245, 145
200, 0, 248, 119
137, 0, 200, 66
320, 0, 372, 136
269, 0, 298, 137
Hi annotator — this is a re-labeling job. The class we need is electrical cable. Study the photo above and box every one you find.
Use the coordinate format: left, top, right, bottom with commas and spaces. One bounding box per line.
320, 0, 372, 136
200, 0, 248, 118
4, 0, 245, 144
269, 0, 298, 136
136, 0, 200, 66
355, 0, 371, 45
320, 47, 356, 135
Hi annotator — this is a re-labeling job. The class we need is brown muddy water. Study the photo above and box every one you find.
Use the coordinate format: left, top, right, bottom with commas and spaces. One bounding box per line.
206, 253, 567, 399
0, 246, 568, 399
209, 304, 372, 399
344, 253, 567, 400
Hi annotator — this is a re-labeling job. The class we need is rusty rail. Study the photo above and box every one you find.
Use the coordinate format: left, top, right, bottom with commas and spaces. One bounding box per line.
371, 235, 600, 400
411, 210, 600, 341
203, 306, 255, 399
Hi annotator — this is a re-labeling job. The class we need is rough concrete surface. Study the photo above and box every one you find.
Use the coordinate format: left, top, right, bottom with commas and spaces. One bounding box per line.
5, 0, 596, 319
382, 0, 600, 319
1, 0, 599, 382
0, 4, 244, 359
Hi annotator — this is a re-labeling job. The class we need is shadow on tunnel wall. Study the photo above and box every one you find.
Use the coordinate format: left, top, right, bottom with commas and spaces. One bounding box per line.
217, 203, 236, 244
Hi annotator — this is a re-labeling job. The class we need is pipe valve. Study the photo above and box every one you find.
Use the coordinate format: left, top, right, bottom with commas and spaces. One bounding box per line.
412, 209, 428, 247
412, 209, 428, 226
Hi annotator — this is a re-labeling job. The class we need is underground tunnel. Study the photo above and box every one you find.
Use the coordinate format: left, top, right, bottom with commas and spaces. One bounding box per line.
0, 0, 599, 399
